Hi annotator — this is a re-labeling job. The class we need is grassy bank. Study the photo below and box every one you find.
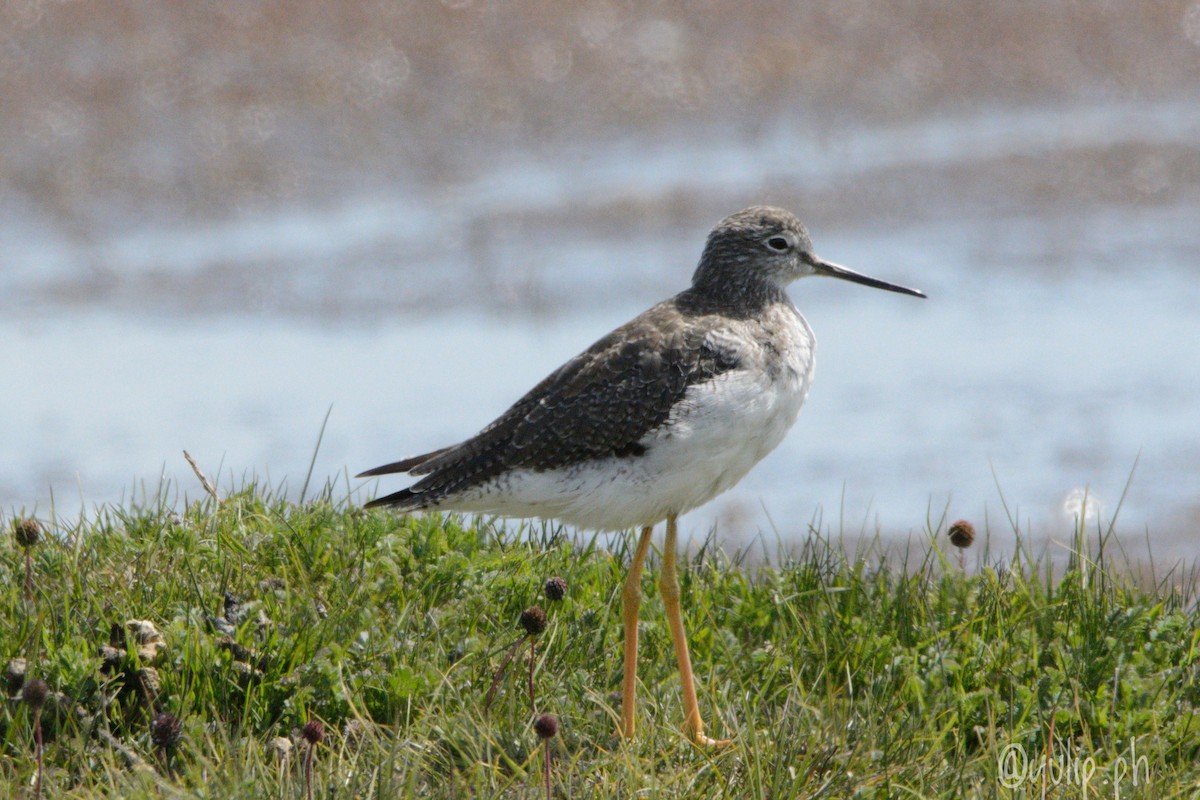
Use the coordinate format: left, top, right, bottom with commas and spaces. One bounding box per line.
2, 487, 1198, 798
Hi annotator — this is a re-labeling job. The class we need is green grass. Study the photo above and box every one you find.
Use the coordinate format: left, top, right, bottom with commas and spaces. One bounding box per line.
3, 484, 1199, 798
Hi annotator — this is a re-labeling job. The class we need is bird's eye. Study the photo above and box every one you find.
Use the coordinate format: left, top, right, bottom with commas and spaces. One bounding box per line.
766, 236, 790, 252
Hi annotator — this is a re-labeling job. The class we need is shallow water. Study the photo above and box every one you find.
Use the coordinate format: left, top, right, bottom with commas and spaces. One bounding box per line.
4, 3, 1200, 561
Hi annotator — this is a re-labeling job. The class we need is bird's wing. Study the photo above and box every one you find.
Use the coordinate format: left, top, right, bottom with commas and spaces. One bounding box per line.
356, 446, 455, 477
364, 297, 744, 508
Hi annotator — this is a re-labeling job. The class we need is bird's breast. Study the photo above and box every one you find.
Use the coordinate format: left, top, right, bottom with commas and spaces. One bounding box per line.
722, 302, 817, 422
627, 305, 816, 511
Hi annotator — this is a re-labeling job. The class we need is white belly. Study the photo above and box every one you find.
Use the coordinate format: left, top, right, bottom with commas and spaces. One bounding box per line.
439, 316, 818, 531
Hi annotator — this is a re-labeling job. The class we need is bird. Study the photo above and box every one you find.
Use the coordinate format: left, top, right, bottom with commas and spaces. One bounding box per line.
358, 206, 925, 747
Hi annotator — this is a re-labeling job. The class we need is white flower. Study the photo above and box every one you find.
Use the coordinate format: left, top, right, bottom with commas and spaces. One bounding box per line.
1062, 488, 1102, 524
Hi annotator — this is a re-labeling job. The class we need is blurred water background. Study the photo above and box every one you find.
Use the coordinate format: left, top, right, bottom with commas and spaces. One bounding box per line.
3, 2, 1199, 560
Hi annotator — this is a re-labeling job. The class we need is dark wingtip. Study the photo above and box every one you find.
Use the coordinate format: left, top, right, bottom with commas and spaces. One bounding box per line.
356, 445, 456, 478
356, 458, 423, 478
357, 463, 403, 479
363, 488, 422, 510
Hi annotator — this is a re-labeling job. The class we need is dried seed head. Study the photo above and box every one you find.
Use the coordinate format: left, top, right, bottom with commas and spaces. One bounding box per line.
533, 713, 558, 739
301, 719, 325, 745
99, 645, 125, 674
543, 577, 567, 602
947, 520, 976, 549
519, 606, 547, 636
342, 718, 369, 748
138, 666, 162, 695
150, 712, 183, 750
4, 657, 27, 696
109, 621, 126, 648
13, 518, 41, 548
267, 736, 293, 762
126, 619, 164, 646
21, 678, 49, 710
231, 660, 264, 684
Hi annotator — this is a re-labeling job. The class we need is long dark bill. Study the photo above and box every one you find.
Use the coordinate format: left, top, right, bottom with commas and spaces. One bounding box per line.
814, 258, 926, 298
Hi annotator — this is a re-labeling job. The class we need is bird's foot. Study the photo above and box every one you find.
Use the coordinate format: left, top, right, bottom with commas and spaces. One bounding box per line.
688, 730, 734, 749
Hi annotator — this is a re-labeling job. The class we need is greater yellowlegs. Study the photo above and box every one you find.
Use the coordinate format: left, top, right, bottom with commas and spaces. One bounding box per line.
359, 206, 925, 746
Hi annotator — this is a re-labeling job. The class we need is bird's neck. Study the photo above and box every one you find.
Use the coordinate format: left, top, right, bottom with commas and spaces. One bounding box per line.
685, 268, 790, 319
680, 282, 790, 320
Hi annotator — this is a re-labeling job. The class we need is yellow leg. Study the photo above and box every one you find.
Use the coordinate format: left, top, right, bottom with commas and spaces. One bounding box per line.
620, 525, 655, 739
659, 515, 731, 747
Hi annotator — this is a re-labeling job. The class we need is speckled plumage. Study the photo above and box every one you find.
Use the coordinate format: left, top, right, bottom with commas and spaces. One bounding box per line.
359, 206, 924, 530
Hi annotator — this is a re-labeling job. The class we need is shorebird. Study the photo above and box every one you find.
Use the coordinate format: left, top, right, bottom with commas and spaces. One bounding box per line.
359, 206, 925, 746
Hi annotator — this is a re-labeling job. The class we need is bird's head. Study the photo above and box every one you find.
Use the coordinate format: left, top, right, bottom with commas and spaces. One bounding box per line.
692, 206, 926, 300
